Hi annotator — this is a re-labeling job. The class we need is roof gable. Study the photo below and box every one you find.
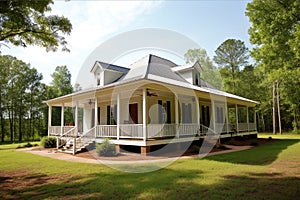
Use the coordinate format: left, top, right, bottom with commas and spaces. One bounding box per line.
90, 61, 130, 74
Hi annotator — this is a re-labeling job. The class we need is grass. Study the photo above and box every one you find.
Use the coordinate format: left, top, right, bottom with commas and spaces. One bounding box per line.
0, 135, 300, 199
0, 141, 40, 150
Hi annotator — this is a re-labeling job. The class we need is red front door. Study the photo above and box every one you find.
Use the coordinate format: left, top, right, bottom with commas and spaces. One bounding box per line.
129, 103, 138, 124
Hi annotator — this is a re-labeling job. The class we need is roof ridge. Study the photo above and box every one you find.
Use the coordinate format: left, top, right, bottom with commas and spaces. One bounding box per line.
97, 61, 130, 70
144, 54, 152, 79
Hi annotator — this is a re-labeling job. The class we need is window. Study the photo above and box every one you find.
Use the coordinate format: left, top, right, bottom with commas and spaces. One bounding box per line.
216, 107, 224, 123
158, 100, 171, 124
182, 103, 192, 123
107, 105, 117, 125
194, 72, 200, 86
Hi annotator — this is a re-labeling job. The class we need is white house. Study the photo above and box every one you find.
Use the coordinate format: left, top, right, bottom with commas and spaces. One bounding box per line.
45, 54, 258, 155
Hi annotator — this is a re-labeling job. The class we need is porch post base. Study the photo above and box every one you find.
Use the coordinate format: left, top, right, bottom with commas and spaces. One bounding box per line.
141, 146, 150, 155
175, 143, 181, 151
115, 144, 120, 154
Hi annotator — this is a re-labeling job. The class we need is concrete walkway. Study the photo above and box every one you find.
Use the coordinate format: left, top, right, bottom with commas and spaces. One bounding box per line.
18, 145, 253, 165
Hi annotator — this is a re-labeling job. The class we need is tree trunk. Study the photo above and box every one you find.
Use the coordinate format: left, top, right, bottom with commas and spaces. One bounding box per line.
272, 82, 276, 134
261, 112, 265, 132
0, 90, 4, 142
276, 81, 282, 134
9, 109, 13, 142
231, 65, 236, 94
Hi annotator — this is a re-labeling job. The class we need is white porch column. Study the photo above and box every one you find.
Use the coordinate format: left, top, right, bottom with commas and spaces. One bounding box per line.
195, 97, 200, 127
246, 106, 249, 132
61, 103, 64, 136
94, 97, 98, 138
225, 103, 229, 134
94, 98, 98, 126
117, 94, 120, 140
254, 110, 257, 131
212, 100, 216, 132
175, 95, 179, 138
48, 105, 52, 137
142, 88, 147, 142
235, 104, 239, 132
75, 101, 78, 136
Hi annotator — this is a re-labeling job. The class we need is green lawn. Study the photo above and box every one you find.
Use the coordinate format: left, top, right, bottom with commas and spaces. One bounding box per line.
1, 135, 300, 199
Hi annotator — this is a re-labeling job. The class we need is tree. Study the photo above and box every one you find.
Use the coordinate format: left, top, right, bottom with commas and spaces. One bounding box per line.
0, 55, 46, 142
49, 66, 73, 126
213, 39, 249, 94
246, 0, 300, 71
246, 0, 300, 133
0, 0, 72, 51
184, 48, 222, 89
0, 56, 10, 141
51, 66, 73, 97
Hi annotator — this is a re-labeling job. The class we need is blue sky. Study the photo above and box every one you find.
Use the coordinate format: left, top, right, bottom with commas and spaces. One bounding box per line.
4, 0, 252, 85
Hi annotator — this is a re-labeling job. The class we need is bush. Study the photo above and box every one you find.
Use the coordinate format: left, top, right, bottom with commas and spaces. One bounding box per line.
250, 140, 259, 146
188, 145, 200, 153
215, 143, 230, 150
24, 142, 33, 147
268, 136, 272, 141
96, 139, 117, 157
226, 139, 236, 146
40, 136, 57, 148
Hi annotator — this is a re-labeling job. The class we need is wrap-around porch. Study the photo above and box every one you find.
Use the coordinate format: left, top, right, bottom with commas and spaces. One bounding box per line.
47, 83, 257, 154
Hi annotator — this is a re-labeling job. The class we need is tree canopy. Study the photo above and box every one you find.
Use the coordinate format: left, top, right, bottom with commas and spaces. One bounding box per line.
246, 0, 300, 71
184, 48, 222, 89
51, 65, 73, 97
0, 0, 72, 51
213, 39, 249, 94
246, 0, 300, 132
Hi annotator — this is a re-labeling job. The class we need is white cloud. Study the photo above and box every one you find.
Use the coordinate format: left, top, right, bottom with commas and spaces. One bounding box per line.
4, 1, 162, 85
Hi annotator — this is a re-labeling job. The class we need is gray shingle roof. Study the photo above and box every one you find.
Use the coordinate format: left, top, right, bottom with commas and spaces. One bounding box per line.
91, 61, 130, 73
122, 54, 187, 83
46, 54, 258, 106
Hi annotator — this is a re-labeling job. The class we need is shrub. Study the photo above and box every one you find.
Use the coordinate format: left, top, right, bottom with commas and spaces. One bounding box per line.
268, 136, 272, 141
96, 139, 117, 157
226, 139, 236, 146
250, 140, 259, 146
189, 145, 200, 153
215, 143, 230, 150
24, 142, 33, 147
40, 136, 57, 148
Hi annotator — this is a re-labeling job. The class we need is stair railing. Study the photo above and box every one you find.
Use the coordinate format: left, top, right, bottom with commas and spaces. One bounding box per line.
73, 126, 96, 154
57, 126, 78, 149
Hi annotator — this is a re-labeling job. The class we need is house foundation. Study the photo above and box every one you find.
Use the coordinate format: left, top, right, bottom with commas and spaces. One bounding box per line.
115, 144, 120, 154
141, 146, 150, 155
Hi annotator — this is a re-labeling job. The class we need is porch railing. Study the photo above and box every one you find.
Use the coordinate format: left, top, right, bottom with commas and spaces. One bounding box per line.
49, 126, 75, 136
49, 122, 257, 140
238, 123, 249, 132
48, 126, 61, 136
147, 124, 176, 138
248, 123, 256, 131
95, 125, 117, 138
178, 123, 199, 136
120, 124, 143, 138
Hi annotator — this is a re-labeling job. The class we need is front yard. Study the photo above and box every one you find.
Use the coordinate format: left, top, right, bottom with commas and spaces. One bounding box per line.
0, 134, 300, 199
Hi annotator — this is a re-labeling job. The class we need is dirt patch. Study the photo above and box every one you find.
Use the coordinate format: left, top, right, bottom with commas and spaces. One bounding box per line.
224, 137, 275, 146
0, 169, 79, 199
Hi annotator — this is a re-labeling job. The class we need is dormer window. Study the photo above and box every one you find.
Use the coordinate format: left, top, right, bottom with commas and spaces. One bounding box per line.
97, 73, 101, 86
194, 72, 200, 86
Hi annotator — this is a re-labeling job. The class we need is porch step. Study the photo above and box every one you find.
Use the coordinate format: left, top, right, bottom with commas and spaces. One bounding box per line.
58, 140, 94, 154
